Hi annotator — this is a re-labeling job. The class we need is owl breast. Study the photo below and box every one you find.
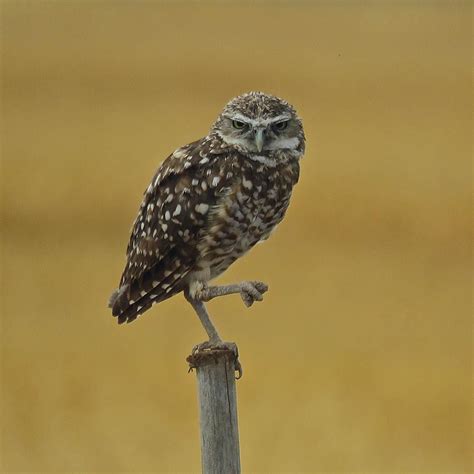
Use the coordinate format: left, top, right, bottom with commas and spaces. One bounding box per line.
195, 154, 299, 280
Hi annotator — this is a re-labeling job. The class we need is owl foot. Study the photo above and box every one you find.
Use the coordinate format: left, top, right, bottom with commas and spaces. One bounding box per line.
191, 338, 238, 356
197, 280, 269, 307
238, 281, 269, 307
189, 339, 242, 379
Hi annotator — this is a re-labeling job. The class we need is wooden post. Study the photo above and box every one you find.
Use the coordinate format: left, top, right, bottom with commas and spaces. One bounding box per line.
187, 349, 241, 474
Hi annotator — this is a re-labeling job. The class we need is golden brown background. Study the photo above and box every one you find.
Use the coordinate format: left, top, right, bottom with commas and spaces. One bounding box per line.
1, 1, 471, 473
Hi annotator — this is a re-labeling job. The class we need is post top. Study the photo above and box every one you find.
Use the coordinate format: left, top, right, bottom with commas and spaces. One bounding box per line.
186, 348, 242, 379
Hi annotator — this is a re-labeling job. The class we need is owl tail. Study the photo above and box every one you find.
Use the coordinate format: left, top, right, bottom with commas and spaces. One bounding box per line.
108, 283, 150, 324
109, 273, 181, 324
108, 284, 130, 315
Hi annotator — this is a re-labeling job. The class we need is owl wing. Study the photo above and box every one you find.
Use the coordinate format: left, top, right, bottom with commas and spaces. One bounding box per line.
109, 137, 232, 324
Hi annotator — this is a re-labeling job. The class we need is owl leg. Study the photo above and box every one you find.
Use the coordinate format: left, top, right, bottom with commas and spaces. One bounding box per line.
184, 288, 242, 378
197, 281, 269, 307
184, 288, 222, 344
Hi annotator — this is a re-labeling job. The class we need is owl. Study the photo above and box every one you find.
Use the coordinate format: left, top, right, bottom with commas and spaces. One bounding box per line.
109, 91, 305, 353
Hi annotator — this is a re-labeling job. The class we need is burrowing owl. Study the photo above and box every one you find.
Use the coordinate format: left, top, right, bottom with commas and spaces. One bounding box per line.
109, 92, 305, 352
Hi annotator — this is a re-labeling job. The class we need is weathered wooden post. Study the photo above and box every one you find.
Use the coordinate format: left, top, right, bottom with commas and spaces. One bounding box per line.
187, 348, 242, 474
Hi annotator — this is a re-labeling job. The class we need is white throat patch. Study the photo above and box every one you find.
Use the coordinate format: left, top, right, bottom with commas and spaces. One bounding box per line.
265, 137, 300, 150
247, 155, 278, 167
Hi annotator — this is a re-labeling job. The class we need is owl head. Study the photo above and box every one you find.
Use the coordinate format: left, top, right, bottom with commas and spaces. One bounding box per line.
212, 92, 305, 155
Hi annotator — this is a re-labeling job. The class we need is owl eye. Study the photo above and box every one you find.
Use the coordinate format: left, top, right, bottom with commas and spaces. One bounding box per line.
273, 120, 289, 131
232, 120, 247, 129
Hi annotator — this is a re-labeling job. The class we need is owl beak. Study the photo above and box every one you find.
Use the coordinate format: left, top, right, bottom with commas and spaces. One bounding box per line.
255, 128, 265, 152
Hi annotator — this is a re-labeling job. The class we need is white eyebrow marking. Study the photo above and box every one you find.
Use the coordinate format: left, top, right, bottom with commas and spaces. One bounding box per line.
227, 113, 292, 127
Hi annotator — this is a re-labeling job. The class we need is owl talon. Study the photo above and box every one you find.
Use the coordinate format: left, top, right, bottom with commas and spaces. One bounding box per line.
190, 340, 242, 378
192, 340, 213, 355
241, 293, 254, 307
252, 281, 269, 294
192, 339, 238, 355
194, 280, 269, 307
239, 280, 268, 307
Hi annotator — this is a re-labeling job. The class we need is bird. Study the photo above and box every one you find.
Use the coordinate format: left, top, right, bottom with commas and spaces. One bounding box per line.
109, 91, 305, 354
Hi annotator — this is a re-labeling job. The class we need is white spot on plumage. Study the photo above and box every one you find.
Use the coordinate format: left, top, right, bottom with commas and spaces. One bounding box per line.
195, 203, 209, 215
242, 177, 253, 189
173, 204, 182, 216
173, 148, 187, 159
165, 211, 171, 221
161, 223, 168, 232
211, 176, 220, 187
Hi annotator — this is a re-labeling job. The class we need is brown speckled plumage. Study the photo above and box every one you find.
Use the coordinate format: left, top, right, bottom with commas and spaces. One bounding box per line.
109, 92, 305, 326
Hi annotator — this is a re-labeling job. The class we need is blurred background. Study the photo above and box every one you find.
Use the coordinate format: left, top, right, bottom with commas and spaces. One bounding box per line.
1, 1, 471, 472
